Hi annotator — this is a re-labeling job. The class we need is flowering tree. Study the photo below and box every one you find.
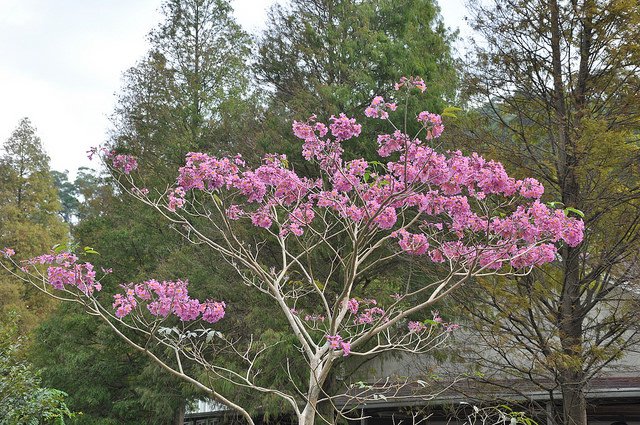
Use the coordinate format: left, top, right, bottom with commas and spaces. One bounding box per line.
1, 78, 583, 425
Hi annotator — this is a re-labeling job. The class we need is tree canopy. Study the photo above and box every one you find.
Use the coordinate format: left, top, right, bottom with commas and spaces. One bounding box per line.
452, 0, 640, 423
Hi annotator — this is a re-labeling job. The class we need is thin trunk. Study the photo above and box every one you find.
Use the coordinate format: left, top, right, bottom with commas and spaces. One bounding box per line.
560, 378, 588, 425
300, 357, 323, 425
173, 401, 185, 425
549, 1, 587, 424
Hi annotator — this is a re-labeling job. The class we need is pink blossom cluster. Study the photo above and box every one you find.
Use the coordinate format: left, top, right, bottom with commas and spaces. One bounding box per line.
1, 248, 15, 258
408, 321, 427, 332
377, 131, 411, 157
283, 203, 316, 236
111, 154, 138, 174
365, 96, 397, 120
395, 230, 429, 255
518, 177, 545, 198
112, 279, 225, 324
89, 147, 139, 175
347, 298, 359, 314
170, 152, 320, 227
329, 113, 362, 141
394, 76, 427, 92
153, 77, 583, 269
417, 111, 444, 140
344, 298, 389, 325
24, 252, 102, 295
168, 187, 186, 212
355, 306, 387, 325
326, 334, 351, 356
293, 115, 329, 160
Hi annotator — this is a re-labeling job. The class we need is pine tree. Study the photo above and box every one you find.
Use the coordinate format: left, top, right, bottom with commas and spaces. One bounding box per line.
33, 1, 258, 423
255, 0, 459, 166
0, 117, 67, 332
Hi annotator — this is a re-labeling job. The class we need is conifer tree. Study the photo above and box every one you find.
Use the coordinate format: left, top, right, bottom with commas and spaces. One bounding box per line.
0, 118, 67, 332
32, 1, 258, 423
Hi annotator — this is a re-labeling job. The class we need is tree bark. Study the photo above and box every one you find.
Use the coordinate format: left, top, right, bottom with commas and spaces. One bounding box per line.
173, 401, 185, 425
561, 377, 588, 425
549, 1, 588, 424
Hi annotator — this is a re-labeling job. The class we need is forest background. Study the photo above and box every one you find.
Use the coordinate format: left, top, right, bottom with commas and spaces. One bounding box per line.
0, 0, 638, 424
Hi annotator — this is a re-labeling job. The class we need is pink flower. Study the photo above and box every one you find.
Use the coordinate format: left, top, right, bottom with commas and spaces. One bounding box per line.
329, 114, 362, 141
2, 248, 15, 258
250, 208, 273, 229
429, 249, 445, 263
113, 279, 226, 324
22, 252, 101, 295
112, 154, 138, 174
408, 321, 426, 333
168, 187, 186, 212
340, 341, 351, 356
397, 230, 429, 255
326, 334, 343, 349
417, 111, 444, 140
347, 298, 359, 314
373, 207, 397, 230
395, 76, 427, 92
377, 131, 409, 157
356, 307, 386, 325
325, 335, 352, 356
226, 205, 244, 220
292, 120, 316, 141
201, 301, 226, 323
365, 96, 395, 120
518, 178, 544, 198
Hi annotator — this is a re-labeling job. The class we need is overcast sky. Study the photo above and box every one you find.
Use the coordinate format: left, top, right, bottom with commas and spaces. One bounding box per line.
0, 0, 469, 176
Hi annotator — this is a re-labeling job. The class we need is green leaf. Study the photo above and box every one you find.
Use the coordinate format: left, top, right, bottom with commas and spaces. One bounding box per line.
547, 201, 564, 209
83, 246, 100, 255
442, 106, 463, 118
564, 207, 585, 218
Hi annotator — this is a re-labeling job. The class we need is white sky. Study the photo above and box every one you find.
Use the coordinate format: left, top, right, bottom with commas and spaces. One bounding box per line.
0, 0, 469, 176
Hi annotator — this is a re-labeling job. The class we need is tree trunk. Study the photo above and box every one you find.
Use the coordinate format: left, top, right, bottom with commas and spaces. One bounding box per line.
173, 401, 185, 425
549, 1, 587, 423
561, 378, 588, 425
300, 403, 317, 425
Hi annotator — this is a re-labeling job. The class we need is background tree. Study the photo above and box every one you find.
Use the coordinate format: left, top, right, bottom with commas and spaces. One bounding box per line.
452, 1, 640, 424
0, 118, 67, 333
0, 314, 74, 425
51, 170, 81, 224
255, 0, 459, 166
32, 0, 260, 422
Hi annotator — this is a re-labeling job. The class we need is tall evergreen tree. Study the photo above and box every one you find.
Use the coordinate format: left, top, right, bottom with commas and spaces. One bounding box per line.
256, 0, 458, 165
33, 1, 258, 423
0, 118, 67, 332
